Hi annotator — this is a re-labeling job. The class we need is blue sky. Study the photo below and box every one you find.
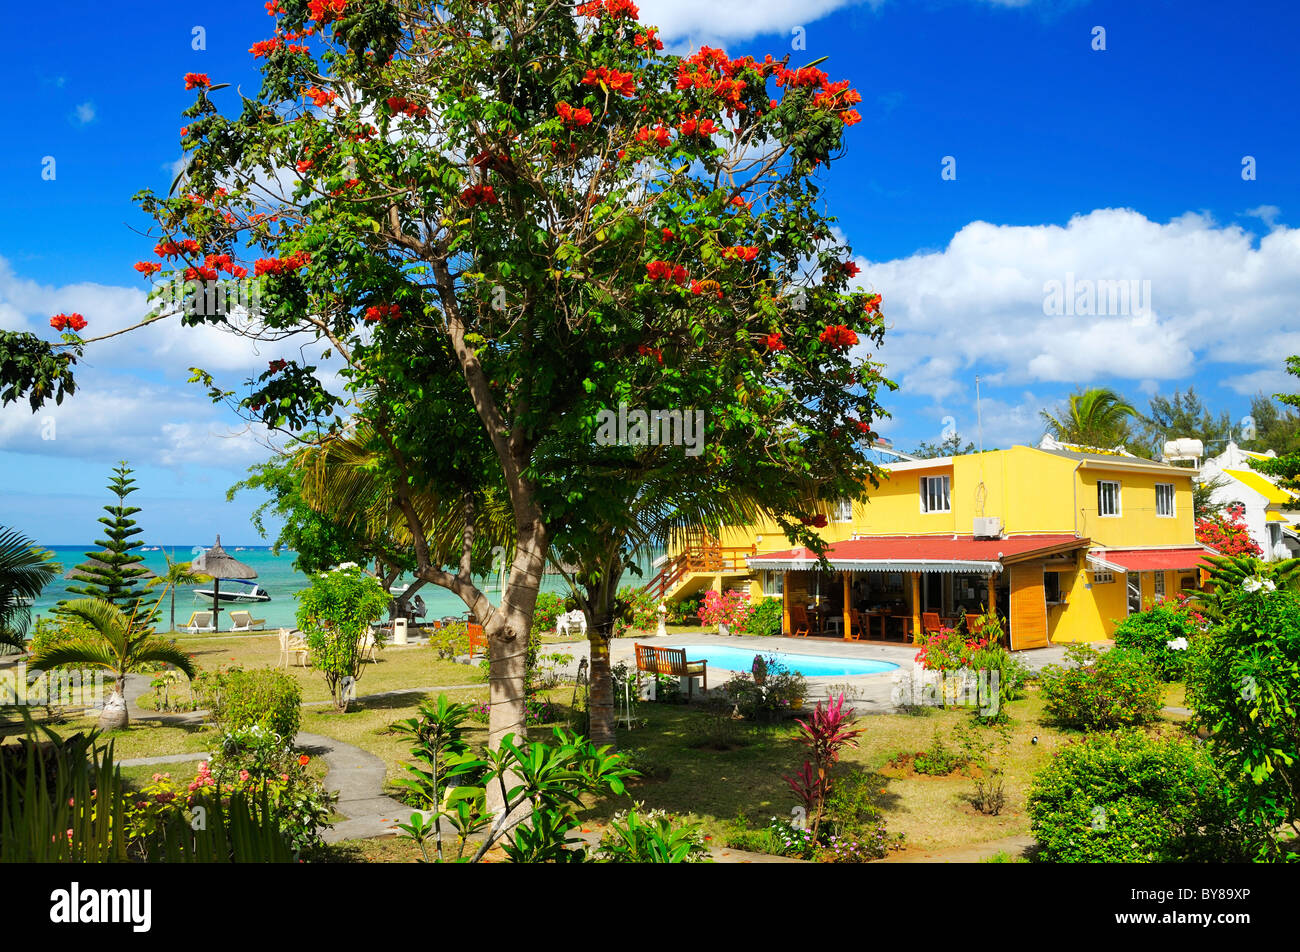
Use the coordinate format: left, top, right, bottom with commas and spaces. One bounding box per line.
2, 0, 1299, 543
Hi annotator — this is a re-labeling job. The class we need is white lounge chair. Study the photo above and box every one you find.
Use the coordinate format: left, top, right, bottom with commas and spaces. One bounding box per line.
183, 611, 215, 634
277, 628, 310, 668
228, 610, 266, 632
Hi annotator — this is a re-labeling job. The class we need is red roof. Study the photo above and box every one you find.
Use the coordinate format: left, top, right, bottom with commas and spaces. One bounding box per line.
1089, 547, 1213, 572
749, 534, 1087, 570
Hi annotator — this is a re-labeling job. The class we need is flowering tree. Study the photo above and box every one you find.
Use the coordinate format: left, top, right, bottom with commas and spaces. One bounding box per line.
699, 589, 752, 632
295, 565, 390, 711
4, 0, 887, 748
1195, 503, 1262, 557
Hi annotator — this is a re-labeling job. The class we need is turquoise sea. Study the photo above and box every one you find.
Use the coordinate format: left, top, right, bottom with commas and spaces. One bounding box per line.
30, 546, 661, 633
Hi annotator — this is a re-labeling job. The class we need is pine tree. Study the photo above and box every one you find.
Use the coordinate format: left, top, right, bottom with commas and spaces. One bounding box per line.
62, 462, 152, 613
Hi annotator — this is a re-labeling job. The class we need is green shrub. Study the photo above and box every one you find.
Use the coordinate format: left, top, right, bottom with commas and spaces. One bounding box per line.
1186, 584, 1300, 860
428, 622, 469, 660
723, 656, 806, 721
666, 594, 702, 625
531, 592, 565, 637
211, 667, 302, 741
612, 586, 658, 636
822, 771, 903, 860
596, 807, 710, 863
747, 597, 784, 637
1039, 644, 1162, 730
724, 816, 818, 859
967, 643, 1031, 723
1028, 730, 1245, 863
1112, 596, 1201, 680
912, 727, 966, 776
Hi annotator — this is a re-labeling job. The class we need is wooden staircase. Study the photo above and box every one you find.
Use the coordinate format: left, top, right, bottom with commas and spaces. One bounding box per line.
644, 539, 757, 600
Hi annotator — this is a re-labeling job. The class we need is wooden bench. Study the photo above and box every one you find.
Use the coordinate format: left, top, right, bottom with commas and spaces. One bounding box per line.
634, 644, 707, 698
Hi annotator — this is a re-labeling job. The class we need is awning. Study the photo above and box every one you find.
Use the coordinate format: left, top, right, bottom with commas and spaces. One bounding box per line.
1086, 546, 1215, 573
747, 534, 1089, 574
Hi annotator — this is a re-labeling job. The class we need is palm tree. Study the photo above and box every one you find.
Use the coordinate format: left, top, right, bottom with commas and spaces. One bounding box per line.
146, 550, 209, 633
0, 527, 61, 653
1040, 388, 1139, 450
29, 596, 195, 730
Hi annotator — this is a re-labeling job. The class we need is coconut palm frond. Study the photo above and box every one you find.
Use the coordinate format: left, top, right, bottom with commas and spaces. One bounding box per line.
58, 598, 132, 646
0, 526, 61, 645
29, 640, 119, 673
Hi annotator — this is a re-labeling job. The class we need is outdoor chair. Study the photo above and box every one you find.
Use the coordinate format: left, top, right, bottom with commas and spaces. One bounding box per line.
466, 623, 487, 658
788, 604, 813, 638
921, 612, 944, 637
183, 611, 215, 634
278, 628, 310, 668
228, 610, 266, 632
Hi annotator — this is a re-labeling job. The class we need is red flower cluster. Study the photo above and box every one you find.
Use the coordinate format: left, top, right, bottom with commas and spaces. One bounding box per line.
842, 261, 860, 277
296, 158, 314, 173
471, 149, 510, 171
677, 115, 717, 136
155, 239, 200, 257
721, 245, 760, 262
307, 0, 347, 23
576, 0, 638, 17
862, 292, 882, 315
304, 87, 335, 107
183, 266, 220, 282
134, 261, 162, 275
635, 124, 671, 147
204, 253, 247, 278
661, 227, 674, 241
461, 184, 497, 206
819, 324, 859, 349
556, 101, 593, 127
250, 37, 309, 57
363, 304, 401, 322
690, 279, 722, 299
765, 332, 786, 352
184, 73, 210, 90
1195, 505, 1262, 557
49, 313, 88, 333
386, 96, 428, 118
268, 359, 288, 373
645, 261, 687, 284
800, 514, 829, 528
582, 67, 636, 97
637, 344, 664, 364
634, 28, 663, 50
254, 251, 311, 276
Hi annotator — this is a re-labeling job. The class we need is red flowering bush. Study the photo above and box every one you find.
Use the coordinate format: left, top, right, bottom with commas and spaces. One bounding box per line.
1195, 504, 1261, 557
699, 589, 751, 632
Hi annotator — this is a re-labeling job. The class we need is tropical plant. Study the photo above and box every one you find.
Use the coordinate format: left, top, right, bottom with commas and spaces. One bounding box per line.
1185, 583, 1300, 860
1195, 503, 1263, 557
0, 526, 60, 652
783, 693, 865, 843
28, 595, 194, 730
698, 589, 752, 632
1038, 643, 1163, 731
1248, 355, 1300, 491
295, 564, 390, 712
1028, 730, 1248, 863
1194, 552, 1300, 621
391, 696, 480, 862
596, 806, 710, 863
746, 597, 784, 637
145, 550, 210, 633
1111, 595, 1203, 680
60, 462, 153, 614
210, 667, 302, 740
1040, 387, 1139, 450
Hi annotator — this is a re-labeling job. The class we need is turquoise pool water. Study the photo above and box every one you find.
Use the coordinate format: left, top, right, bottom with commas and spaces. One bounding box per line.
669, 645, 898, 677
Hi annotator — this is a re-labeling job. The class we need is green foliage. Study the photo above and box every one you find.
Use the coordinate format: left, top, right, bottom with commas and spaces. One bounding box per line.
821, 770, 904, 860
596, 806, 710, 863
0, 527, 60, 652
531, 591, 566, 637
746, 597, 784, 637
1040, 387, 1139, 450
1039, 644, 1163, 731
1194, 553, 1300, 622
1112, 596, 1201, 680
723, 656, 806, 721
1186, 584, 1300, 860
1248, 355, 1300, 491
295, 565, 390, 711
612, 586, 658, 636
1028, 730, 1247, 863
665, 595, 703, 625
724, 816, 818, 860
61, 462, 153, 614
211, 667, 302, 740
0, 329, 78, 412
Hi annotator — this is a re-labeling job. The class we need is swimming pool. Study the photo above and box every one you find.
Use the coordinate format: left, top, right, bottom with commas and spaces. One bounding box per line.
668, 645, 899, 678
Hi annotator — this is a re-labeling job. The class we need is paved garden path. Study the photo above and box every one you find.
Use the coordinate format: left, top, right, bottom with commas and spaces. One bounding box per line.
876, 833, 1036, 863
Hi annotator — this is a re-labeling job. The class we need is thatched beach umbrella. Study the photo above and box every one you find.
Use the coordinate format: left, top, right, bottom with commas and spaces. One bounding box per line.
191, 535, 257, 632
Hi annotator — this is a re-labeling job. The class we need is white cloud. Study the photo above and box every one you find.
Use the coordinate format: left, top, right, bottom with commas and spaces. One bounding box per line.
639, 0, 883, 45
852, 208, 1300, 401
73, 102, 95, 124
1243, 204, 1282, 229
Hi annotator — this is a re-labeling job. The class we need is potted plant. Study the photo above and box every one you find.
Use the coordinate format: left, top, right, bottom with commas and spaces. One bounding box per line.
752, 654, 768, 686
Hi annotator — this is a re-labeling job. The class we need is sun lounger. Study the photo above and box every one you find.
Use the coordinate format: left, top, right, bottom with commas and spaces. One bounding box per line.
183, 611, 215, 634
228, 610, 266, 632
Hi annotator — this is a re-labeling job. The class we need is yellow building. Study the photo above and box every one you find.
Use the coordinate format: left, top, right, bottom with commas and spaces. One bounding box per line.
654, 445, 1212, 649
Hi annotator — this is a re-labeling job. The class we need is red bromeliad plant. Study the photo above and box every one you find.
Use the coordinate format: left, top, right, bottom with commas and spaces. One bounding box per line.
1196, 503, 1262, 557
5, 1, 892, 750
784, 693, 864, 842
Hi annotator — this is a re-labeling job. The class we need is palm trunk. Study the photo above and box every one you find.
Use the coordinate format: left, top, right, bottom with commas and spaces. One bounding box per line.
97, 676, 129, 730
587, 624, 616, 748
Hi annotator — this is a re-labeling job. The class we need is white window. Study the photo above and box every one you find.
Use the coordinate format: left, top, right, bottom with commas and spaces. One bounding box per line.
1098, 480, 1121, 517
1155, 483, 1175, 518
1091, 570, 1114, 584
920, 475, 951, 513
760, 571, 784, 597
1126, 573, 1142, 614
833, 498, 854, 522
1153, 571, 1165, 598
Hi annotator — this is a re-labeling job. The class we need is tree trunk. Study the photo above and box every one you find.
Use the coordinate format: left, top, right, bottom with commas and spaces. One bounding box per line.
486, 524, 547, 751
587, 625, 616, 748
170, 590, 176, 633
98, 678, 128, 731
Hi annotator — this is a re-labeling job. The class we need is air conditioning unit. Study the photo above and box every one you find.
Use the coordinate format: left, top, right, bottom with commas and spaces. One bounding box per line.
973, 517, 1003, 539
